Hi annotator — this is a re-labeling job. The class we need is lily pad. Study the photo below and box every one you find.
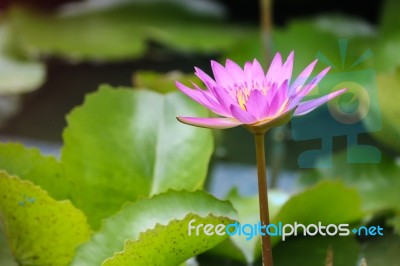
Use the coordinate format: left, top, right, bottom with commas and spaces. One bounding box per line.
0, 172, 91, 266
71, 190, 236, 266
273, 180, 364, 231
61, 86, 213, 229
0, 24, 45, 95
7, 2, 251, 61
301, 150, 400, 213
0, 142, 71, 200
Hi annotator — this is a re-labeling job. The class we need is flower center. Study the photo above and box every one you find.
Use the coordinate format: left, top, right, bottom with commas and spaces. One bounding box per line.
237, 90, 249, 110
235, 83, 267, 111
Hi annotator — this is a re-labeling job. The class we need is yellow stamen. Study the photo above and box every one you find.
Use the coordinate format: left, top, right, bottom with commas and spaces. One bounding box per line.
237, 90, 247, 110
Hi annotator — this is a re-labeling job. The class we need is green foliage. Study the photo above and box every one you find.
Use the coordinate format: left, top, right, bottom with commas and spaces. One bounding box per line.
71, 190, 236, 265
220, 189, 288, 264
363, 234, 400, 265
301, 149, 400, 213
374, 0, 400, 72
272, 180, 363, 228
210, 181, 363, 263
133, 71, 203, 94
0, 24, 45, 95
0, 228, 17, 266
363, 70, 400, 153
273, 235, 360, 266
273, 16, 375, 74
0, 172, 91, 266
0, 142, 71, 200
389, 214, 400, 235
1, 2, 399, 263
7, 2, 253, 61
61, 86, 213, 229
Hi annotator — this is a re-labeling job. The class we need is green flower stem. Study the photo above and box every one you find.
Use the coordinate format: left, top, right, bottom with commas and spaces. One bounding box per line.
254, 133, 273, 266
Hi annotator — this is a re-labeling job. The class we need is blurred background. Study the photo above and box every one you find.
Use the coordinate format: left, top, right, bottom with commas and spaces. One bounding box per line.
0, 0, 399, 265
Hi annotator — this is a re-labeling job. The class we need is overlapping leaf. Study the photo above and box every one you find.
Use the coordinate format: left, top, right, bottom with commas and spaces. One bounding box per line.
71, 190, 236, 266
0, 142, 71, 200
0, 172, 91, 266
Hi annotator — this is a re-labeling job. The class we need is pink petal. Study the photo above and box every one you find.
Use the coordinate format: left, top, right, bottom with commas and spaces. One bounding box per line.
290, 59, 318, 95
176, 116, 242, 129
211, 60, 235, 89
225, 59, 246, 84
278, 51, 294, 85
251, 59, 265, 83
266, 82, 279, 104
294, 88, 347, 116
245, 89, 268, 119
267, 80, 289, 117
244, 61, 253, 81
230, 105, 258, 124
265, 52, 283, 83
208, 84, 238, 116
176, 81, 209, 106
288, 66, 331, 110
194, 67, 217, 88
191, 82, 231, 117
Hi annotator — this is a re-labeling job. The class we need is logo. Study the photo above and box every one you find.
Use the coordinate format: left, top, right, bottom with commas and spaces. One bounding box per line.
188, 219, 384, 241
291, 39, 382, 168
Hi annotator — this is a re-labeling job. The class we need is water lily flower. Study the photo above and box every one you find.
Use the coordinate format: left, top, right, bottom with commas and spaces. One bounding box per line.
176, 52, 346, 133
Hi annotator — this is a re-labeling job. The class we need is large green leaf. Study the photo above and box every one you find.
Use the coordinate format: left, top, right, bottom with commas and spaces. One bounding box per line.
0, 142, 71, 200
0, 172, 91, 266
8, 2, 251, 61
71, 190, 236, 266
0, 24, 45, 95
61, 86, 213, 229
272, 180, 364, 230
301, 150, 400, 213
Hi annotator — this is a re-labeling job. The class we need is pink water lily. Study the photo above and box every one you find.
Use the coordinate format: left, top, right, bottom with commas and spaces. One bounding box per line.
176, 52, 346, 133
